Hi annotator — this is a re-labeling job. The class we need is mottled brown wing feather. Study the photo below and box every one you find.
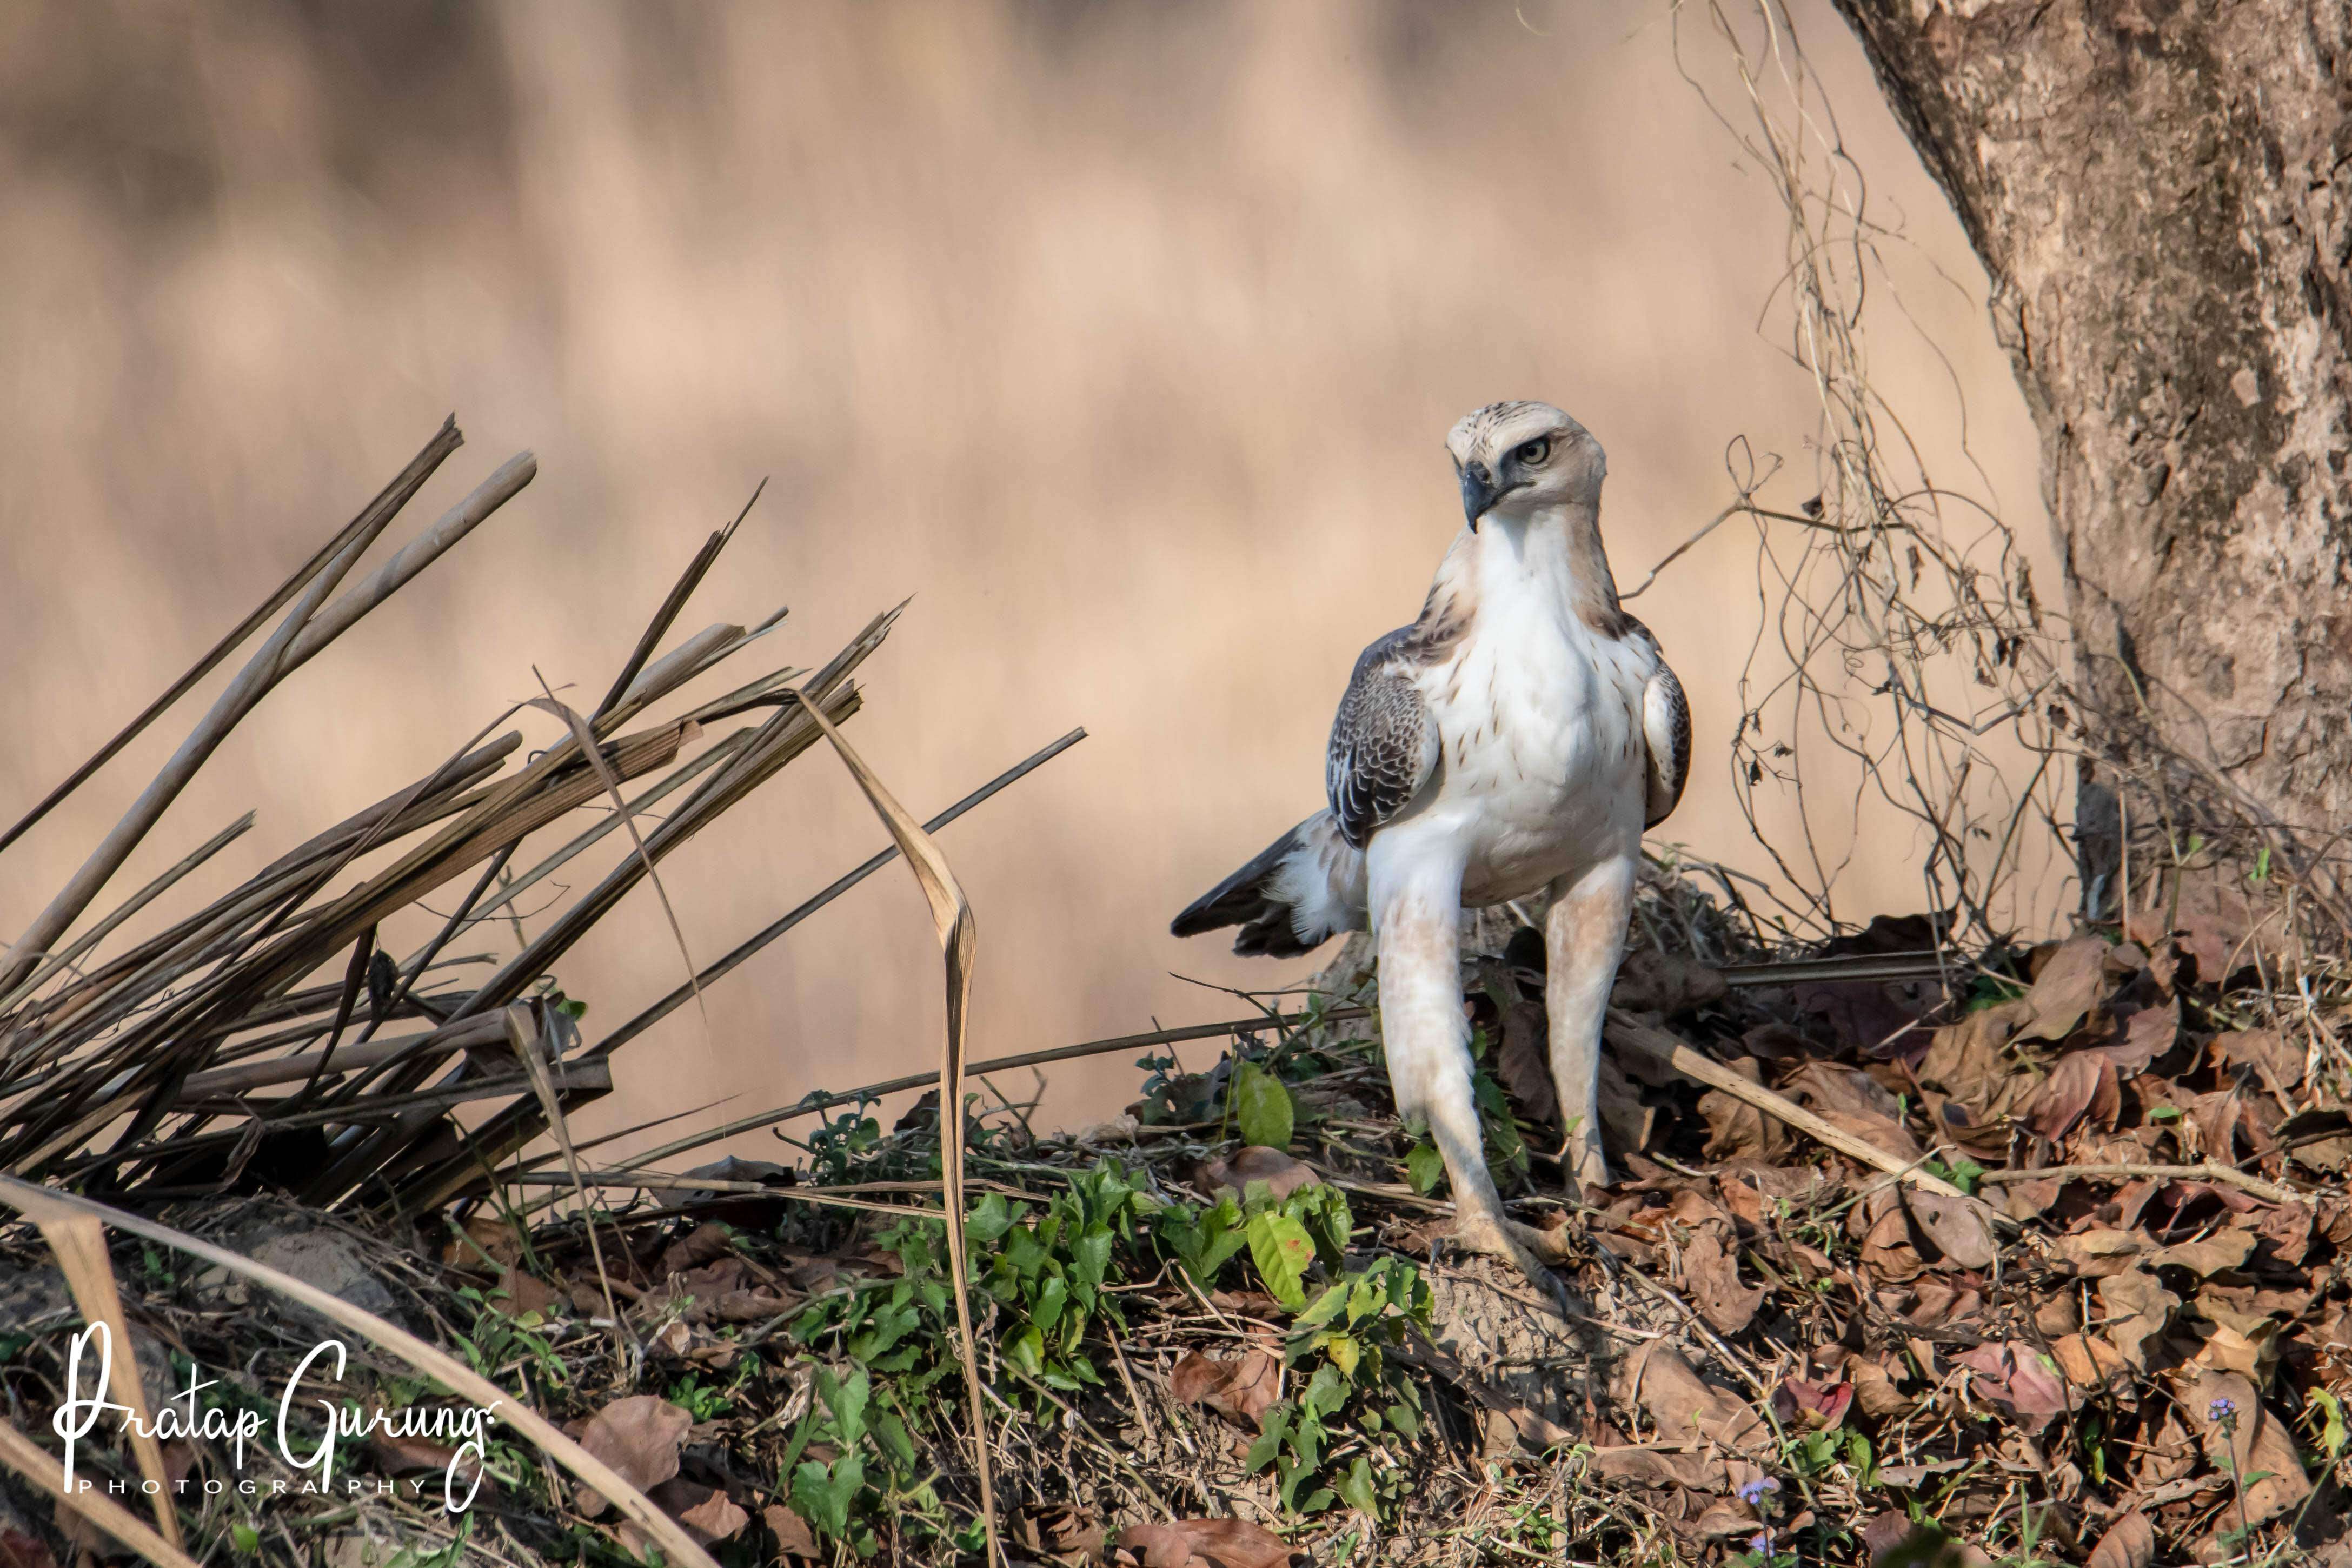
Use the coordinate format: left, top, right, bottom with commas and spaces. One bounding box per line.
1326, 629, 1439, 850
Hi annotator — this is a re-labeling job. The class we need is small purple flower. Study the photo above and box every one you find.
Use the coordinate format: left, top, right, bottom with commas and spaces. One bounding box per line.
1749, 1533, 1772, 1558
1737, 1476, 1781, 1507
2210, 1396, 2240, 1423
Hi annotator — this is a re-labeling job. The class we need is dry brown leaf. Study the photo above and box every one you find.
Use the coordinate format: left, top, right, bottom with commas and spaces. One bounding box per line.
572, 1396, 692, 1517
1698, 1058, 1792, 1164
2191, 1373, 2311, 1529
2103, 999, 2179, 1076
1682, 1228, 1765, 1335
2084, 1511, 2153, 1568
1113, 1518, 1296, 1568
2016, 934, 2111, 1042
445, 1211, 526, 1271
1586, 1444, 1726, 1489
1619, 1344, 1768, 1452
1201, 1147, 1319, 1202
2023, 1049, 2118, 1142
1782, 1061, 1924, 1160
1168, 1350, 1281, 1427
495, 1266, 563, 1319
2096, 1269, 2180, 1372
1906, 1190, 1998, 1270
660, 1222, 736, 1275
1845, 1356, 1910, 1418
2150, 1228, 2256, 1277
2049, 1335, 2101, 1387
1954, 1341, 2072, 1431
763, 1504, 822, 1560
668, 1483, 750, 1545
370, 1431, 480, 1485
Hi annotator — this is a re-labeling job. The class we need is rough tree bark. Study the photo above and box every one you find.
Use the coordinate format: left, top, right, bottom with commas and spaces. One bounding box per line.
1830, 0, 2352, 927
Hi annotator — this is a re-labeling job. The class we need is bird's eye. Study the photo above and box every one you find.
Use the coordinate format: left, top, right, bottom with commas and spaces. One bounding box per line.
1513, 437, 1551, 467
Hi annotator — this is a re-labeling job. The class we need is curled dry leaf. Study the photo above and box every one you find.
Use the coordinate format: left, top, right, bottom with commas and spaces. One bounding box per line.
2103, 999, 2179, 1076
1168, 1350, 1281, 1427
1112, 1518, 1297, 1568
1770, 1376, 1852, 1430
1680, 1228, 1764, 1335
572, 1395, 692, 1518
1905, 1190, 1998, 1271
659, 1480, 749, 1545
2022, 1049, 2118, 1142
2083, 1511, 2153, 1568
2015, 934, 2111, 1043
2149, 1227, 2255, 1276
762, 1504, 822, 1560
1697, 1058, 1791, 1164
2095, 1269, 2180, 1372
1952, 1341, 2071, 1432
660, 1221, 736, 1275
1618, 1344, 1768, 1452
1200, 1146, 1319, 1202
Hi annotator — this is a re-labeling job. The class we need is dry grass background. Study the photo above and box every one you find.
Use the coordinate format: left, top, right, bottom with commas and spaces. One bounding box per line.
0, 1, 2048, 1153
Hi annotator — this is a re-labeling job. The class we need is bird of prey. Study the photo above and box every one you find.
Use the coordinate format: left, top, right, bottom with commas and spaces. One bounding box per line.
1173, 401, 1688, 1289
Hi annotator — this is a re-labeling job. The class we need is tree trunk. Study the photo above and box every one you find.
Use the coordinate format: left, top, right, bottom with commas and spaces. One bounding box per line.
1829, 0, 2352, 929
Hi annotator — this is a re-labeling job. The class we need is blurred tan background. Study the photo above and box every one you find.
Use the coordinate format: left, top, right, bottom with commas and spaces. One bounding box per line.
0, 1, 2050, 1153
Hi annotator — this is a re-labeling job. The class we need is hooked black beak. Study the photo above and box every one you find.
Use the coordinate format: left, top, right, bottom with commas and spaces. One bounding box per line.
1459, 461, 1500, 530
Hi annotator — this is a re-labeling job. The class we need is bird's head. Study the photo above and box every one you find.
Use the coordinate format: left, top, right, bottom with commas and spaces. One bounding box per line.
1445, 401, 1605, 529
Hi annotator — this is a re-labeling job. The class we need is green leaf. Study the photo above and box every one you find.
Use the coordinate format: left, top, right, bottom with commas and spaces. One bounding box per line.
965, 1192, 1014, 1245
1245, 1407, 1291, 1473
1404, 1142, 1445, 1195
1303, 1362, 1350, 1418
1233, 1062, 1297, 1150
1323, 1332, 1361, 1378
1336, 1454, 1378, 1514
871, 1409, 917, 1469
1246, 1210, 1316, 1308
2314, 1388, 2346, 1458
791, 1452, 865, 1539
1385, 1401, 1421, 1439
1031, 1273, 1069, 1337
1294, 1284, 1350, 1331
818, 1366, 871, 1445
231, 1525, 261, 1554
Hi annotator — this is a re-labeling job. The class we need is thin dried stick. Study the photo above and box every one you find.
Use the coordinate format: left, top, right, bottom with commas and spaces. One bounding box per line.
1973, 1162, 2302, 1205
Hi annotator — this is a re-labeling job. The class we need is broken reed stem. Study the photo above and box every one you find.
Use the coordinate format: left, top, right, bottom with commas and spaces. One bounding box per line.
782, 684, 1003, 1568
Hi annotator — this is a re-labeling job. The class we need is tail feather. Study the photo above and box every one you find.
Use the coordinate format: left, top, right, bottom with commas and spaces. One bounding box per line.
1171, 812, 1364, 959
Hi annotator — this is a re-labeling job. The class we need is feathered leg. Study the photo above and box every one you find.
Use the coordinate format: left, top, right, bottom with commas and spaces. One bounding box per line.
1371, 832, 1567, 1296
1547, 852, 1637, 1194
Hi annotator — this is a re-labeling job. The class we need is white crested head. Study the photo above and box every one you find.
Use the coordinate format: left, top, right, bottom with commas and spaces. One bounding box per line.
1444, 401, 1605, 528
